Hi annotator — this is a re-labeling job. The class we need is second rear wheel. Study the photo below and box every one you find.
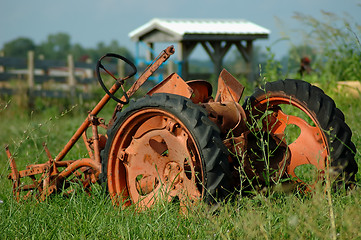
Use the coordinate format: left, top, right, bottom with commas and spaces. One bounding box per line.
243, 79, 357, 189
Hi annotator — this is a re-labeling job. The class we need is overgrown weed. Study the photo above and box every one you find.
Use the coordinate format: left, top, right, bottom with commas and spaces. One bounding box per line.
1, 10, 361, 239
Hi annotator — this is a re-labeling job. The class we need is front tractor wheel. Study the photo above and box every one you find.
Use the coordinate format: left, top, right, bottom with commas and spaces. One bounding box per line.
101, 93, 230, 208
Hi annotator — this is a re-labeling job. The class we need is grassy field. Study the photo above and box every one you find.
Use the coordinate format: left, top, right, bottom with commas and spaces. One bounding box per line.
0, 78, 360, 239
1, 11, 360, 239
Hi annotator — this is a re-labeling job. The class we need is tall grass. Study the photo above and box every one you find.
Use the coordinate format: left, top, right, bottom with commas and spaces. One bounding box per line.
1, 75, 360, 239
1, 12, 361, 239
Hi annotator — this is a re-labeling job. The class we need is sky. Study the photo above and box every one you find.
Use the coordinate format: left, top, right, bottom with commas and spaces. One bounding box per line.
1, 0, 360, 60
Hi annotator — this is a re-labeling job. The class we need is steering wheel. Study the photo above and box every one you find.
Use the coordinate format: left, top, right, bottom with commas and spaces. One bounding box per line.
96, 53, 137, 104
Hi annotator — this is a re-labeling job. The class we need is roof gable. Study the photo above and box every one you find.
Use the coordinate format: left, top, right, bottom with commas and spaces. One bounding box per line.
129, 18, 270, 42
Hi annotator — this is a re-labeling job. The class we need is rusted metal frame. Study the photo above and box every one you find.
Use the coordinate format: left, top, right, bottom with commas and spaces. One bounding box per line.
6, 45, 175, 201
29, 175, 43, 193
42, 46, 174, 196
57, 166, 93, 194
10, 159, 75, 179
5, 145, 20, 200
55, 103, 112, 163
58, 165, 94, 196
35, 158, 101, 200
55, 45, 175, 163
113, 45, 176, 114
147, 73, 193, 98
56, 158, 101, 182
126, 45, 175, 99
5, 121, 98, 200
90, 116, 101, 164
82, 132, 94, 160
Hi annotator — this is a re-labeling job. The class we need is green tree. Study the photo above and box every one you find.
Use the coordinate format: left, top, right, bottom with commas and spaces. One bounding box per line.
71, 43, 89, 62
88, 40, 133, 62
37, 32, 71, 59
2, 37, 36, 57
2, 33, 134, 64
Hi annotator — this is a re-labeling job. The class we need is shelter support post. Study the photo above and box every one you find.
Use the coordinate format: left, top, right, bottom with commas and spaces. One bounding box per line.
178, 41, 198, 80
235, 40, 254, 82
201, 41, 232, 77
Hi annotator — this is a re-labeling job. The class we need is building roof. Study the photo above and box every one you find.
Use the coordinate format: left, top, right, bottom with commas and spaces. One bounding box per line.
129, 18, 270, 42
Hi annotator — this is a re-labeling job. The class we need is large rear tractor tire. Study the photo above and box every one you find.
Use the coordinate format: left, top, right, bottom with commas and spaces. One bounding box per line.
101, 93, 230, 208
243, 79, 357, 190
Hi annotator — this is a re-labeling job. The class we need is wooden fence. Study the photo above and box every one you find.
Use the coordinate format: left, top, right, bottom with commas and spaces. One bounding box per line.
0, 51, 127, 106
0, 51, 205, 108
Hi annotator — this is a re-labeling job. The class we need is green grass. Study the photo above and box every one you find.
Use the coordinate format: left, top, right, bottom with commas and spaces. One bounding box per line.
2, 187, 361, 239
0, 86, 361, 239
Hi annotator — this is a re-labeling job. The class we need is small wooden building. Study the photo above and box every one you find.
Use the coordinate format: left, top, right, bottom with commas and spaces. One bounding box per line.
129, 18, 270, 81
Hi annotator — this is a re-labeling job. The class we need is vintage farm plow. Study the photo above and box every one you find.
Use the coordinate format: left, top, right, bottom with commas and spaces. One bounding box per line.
6, 46, 358, 207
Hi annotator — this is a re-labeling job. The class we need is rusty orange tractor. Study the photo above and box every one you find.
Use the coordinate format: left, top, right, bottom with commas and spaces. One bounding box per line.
6, 46, 358, 208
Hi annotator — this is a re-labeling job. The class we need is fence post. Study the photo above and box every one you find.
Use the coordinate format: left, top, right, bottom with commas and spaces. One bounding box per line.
167, 60, 174, 76
117, 59, 125, 79
27, 51, 34, 108
0, 51, 4, 73
68, 54, 76, 102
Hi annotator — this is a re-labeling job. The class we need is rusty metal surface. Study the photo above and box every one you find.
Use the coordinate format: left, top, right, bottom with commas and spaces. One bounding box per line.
106, 108, 203, 208
5, 46, 175, 202
215, 69, 244, 103
186, 80, 213, 103
6, 45, 332, 208
201, 101, 247, 136
147, 72, 193, 98
253, 97, 328, 184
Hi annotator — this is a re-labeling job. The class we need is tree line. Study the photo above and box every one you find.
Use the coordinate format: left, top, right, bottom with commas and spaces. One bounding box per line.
1, 10, 360, 82
1, 32, 133, 63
